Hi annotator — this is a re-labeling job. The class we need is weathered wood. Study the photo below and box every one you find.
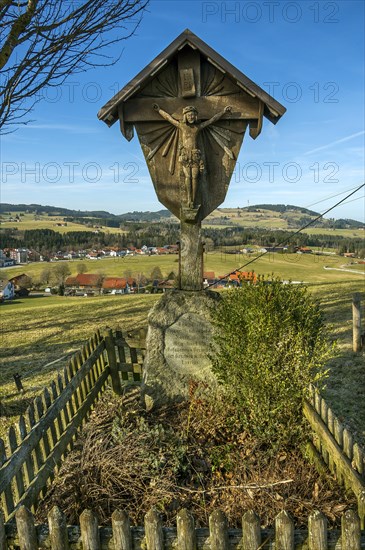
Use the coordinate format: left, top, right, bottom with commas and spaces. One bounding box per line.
275, 510, 294, 549
80, 509, 100, 550
123, 95, 259, 123
304, 401, 365, 497
241, 510, 261, 549
116, 330, 129, 382
353, 293, 362, 352
353, 443, 364, 476
308, 510, 327, 549
341, 509, 360, 550
358, 490, 365, 530
209, 509, 229, 550
15, 506, 37, 550
179, 221, 203, 291
343, 428, 353, 461
0, 509, 7, 550
6, 368, 109, 521
112, 510, 132, 550
177, 508, 195, 550
0, 341, 105, 499
18, 417, 35, 489
0, 439, 14, 516
48, 506, 70, 550
104, 328, 122, 395
8, 427, 25, 503
145, 509, 164, 550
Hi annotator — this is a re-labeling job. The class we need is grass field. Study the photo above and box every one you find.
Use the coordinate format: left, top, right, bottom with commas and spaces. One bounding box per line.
0, 213, 125, 234
2, 209, 364, 239
2, 250, 365, 285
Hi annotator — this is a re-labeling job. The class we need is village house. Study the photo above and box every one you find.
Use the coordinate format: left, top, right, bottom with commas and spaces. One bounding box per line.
0, 279, 15, 301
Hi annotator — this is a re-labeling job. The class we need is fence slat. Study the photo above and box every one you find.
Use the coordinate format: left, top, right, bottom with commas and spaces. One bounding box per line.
48, 505, 70, 550
343, 428, 353, 461
241, 510, 261, 549
358, 490, 365, 531
341, 509, 360, 550
0, 509, 7, 550
0, 439, 14, 518
303, 401, 365, 498
8, 427, 25, 503
353, 443, 364, 477
112, 510, 132, 550
18, 416, 35, 490
80, 509, 100, 550
275, 510, 294, 550
145, 508, 164, 550
15, 506, 37, 550
115, 329, 129, 381
6, 368, 110, 520
308, 510, 327, 550
104, 328, 122, 395
177, 508, 195, 550
209, 509, 229, 550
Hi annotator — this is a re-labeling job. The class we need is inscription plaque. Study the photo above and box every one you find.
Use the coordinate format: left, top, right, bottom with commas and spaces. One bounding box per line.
165, 313, 213, 377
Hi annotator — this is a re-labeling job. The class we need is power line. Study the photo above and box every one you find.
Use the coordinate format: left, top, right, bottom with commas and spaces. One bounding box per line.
305, 184, 362, 209
206, 182, 365, 289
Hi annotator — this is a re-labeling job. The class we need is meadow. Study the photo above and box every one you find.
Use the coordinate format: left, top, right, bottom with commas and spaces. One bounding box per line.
2, 209, 364, 239
1, 249, 364, 443
0, 212, 125, 234
3, 249, 365, 284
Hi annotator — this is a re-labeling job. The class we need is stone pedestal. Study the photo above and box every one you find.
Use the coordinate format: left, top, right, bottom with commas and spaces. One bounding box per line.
141, 289, 220, 408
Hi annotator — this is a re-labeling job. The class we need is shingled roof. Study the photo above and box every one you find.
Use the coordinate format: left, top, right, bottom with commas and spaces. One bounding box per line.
98, 29, 286, 127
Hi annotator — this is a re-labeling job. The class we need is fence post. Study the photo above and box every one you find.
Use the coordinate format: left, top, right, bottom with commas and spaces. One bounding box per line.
80, 509, 100, 550
48, 506, 70, 550
112, 510, 132, 550
104, 328, 122, 395
15, 506, 37, 550
241, 510, 261, 549
275, 510, 294, 550
308, 510, 327, 549
144, 509, 164, 550
209, 509, 229, 550
341, 509, 360, 550
177, 508, 195, 550
353, 293, 362, 352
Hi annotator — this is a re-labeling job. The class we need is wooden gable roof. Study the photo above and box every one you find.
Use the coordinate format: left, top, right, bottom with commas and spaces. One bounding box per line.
98, 29, 286, 127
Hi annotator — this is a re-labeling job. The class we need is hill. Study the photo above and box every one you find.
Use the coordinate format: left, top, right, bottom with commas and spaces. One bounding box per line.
1, 203, 364, 229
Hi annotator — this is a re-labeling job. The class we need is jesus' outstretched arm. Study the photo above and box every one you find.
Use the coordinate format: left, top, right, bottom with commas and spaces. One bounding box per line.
198, 105, 232, 130
153, 103, 180, 128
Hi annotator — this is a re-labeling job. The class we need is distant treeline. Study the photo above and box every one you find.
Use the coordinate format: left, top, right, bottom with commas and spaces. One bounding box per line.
248, 204, 320, 216
2, 225, 364, 257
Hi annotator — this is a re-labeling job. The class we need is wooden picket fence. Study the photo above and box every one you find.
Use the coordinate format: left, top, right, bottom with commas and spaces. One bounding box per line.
1, 325, 365, 546
1, 505, 365, 549
0, 328, 145, 523
304, 384, 365, 520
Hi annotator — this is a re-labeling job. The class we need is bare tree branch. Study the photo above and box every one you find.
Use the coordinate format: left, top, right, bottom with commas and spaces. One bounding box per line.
0, 0, 149, 131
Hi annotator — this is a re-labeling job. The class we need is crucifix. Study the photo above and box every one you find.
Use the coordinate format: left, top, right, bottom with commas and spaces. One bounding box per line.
98, 30, 286, 291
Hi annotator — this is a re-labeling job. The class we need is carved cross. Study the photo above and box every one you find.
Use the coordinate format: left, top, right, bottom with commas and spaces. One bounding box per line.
98, 30, 286, 292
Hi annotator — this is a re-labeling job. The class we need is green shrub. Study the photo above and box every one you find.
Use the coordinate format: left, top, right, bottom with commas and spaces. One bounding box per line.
210, 276, 335, 449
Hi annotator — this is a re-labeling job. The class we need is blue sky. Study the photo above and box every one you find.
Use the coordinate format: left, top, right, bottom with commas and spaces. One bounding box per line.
1, 0, 364, 221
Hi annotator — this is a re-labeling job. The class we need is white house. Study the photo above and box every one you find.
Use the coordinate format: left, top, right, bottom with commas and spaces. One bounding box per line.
0, 280, 15, 301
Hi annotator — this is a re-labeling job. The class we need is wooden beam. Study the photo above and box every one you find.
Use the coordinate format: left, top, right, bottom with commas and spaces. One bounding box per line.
122, 95, 259, 123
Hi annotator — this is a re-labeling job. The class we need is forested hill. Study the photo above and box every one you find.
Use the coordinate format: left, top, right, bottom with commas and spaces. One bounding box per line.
1, 203, 364, 228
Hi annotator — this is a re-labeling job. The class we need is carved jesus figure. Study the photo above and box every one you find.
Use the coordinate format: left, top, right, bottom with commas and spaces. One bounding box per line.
153, 103, 232, 209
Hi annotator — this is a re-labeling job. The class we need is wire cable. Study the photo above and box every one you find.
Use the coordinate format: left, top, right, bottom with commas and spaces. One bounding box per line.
206, 182, 365, 288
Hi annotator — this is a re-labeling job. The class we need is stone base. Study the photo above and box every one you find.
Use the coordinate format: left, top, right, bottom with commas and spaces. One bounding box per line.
141, 289, 221, 408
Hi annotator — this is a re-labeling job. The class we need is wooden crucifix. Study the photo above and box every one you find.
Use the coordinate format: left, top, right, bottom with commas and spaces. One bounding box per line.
98, 29, 286, 291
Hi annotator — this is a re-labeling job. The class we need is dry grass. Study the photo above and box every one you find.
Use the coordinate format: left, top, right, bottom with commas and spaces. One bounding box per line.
36, 385, 355, 528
